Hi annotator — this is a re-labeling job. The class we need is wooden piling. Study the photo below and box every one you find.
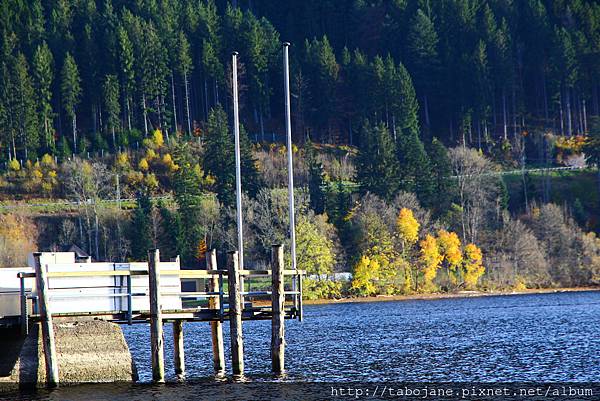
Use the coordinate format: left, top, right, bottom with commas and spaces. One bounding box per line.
227, 251, 244, 376
271, 245, 286, 374
173, 320, 185, 377
20, 274, 28, 336
148, 249, 165, 383
33, 252, 59, 387
207, 249, 225, 376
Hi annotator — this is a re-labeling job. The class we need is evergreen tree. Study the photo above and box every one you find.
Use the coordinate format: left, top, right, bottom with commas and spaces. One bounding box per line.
117, 25, 135, 131
12, 53, 39, 159
306, 140, 327, 214
103, 74, 120, 149
355, 120, 400, 201
406, 8, 439, 131
33, 43, 55, 151
60, 52, 81, 152
203, 106, 261, 207
396, 62, 420, 137
130, 191, 153, 260
427, 137, 454, 213
171, 142, 208, 265
175, 30, 193, 136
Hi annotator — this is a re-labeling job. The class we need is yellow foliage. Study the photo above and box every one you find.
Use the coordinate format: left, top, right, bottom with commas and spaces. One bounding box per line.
514, 279, 527, 291
144, 173, 159, 190
40, 153, 54, 167
351, 255, 380, 296
138, 158, 149, 172
152, 129, 164, 148
8, 159, 20, 171
437, 230, 462, 270
115, 152, 130, 170
162, 153, 179, 172
396, 208, 420, 246
419, 234, 443, 288
205, 174, 216, 186
463, 243, 485, 289
0, 214, 37, 267
32, 169, 43, 181
145, 148, 157, 160
126, 171, 144, 185
196, 238, 207, 261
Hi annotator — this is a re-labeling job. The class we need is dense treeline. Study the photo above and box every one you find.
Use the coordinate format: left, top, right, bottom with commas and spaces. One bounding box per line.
3, 0, 600, 163
2, 0, 600, 298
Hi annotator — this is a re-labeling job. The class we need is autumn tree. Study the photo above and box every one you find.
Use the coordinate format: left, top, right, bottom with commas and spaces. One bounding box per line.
463, 243, 485, 289
419, 234, 443, 291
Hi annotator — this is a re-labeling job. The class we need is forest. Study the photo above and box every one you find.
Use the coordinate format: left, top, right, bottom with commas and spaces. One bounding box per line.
1, 0, 600, 298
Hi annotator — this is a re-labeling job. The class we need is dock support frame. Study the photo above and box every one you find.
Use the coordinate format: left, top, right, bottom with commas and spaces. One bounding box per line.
33, 252, 59, 387
148, 249, 165, 383
227, 251, 244, 376
207, 249, 225, 376
271, 244, 286, 374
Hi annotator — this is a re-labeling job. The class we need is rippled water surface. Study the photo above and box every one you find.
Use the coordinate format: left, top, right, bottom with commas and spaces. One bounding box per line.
7, 291, 600, 400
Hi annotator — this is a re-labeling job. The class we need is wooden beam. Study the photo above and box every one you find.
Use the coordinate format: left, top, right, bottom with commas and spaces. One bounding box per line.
173, 320, 185, 377
227, 251, 244, 376
207, 249, 225, 376
271, 245, 285, 374
33, 252, 59, 387
148, 249, 165, 383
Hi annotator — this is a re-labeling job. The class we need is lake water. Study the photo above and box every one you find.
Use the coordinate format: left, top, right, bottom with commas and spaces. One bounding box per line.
6, 291, 600, 400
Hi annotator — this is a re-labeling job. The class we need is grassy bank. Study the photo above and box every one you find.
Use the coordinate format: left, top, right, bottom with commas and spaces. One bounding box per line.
302, 286, 600, 305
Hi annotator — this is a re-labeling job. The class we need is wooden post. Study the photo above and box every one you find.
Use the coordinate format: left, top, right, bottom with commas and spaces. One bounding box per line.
33, 253, 59, 387
207, 249, 225, 376
126, 274, 133, 325
271, 245, 285, 374
148, 249, 165, 383
19, 274, 28, 336
227, 251, 244, 376
173, 320, 185, 377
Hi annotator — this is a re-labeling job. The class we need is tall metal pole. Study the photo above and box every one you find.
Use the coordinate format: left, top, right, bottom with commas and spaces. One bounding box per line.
232, 51, 244, 271
283, 42, 297, 272
283, 42, 300, 317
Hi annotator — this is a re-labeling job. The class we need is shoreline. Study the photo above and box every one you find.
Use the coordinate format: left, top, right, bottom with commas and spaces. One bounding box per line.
302, 286, 600, 305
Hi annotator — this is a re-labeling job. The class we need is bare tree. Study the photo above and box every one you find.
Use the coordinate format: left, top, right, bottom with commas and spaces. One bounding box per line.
62, 158, 113, 260
449, 147, 500, 244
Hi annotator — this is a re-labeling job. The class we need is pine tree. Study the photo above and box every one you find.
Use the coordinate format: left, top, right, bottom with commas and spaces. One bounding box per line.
103, 74, 120, 149
60, 52, 81, 153
33, 43, 55, 151
396, 62, 420, 137
427, 137, 454, 213
175, 30, 193, 136
355, 120, 400, 200
130, 191, 153, 260
171, 142, 208, 265
12, 53, 39, 159
117, 25, 135, 131
306, 140, 327, 214
406, 8, 439, 131
203, 106, 261, 207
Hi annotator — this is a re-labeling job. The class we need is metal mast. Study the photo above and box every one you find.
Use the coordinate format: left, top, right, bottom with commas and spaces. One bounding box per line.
283, 42, 297, 272
232, 51, 244, 270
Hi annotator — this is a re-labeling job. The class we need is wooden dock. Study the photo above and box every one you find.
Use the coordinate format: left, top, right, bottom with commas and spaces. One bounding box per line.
0, 245, 303, 386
